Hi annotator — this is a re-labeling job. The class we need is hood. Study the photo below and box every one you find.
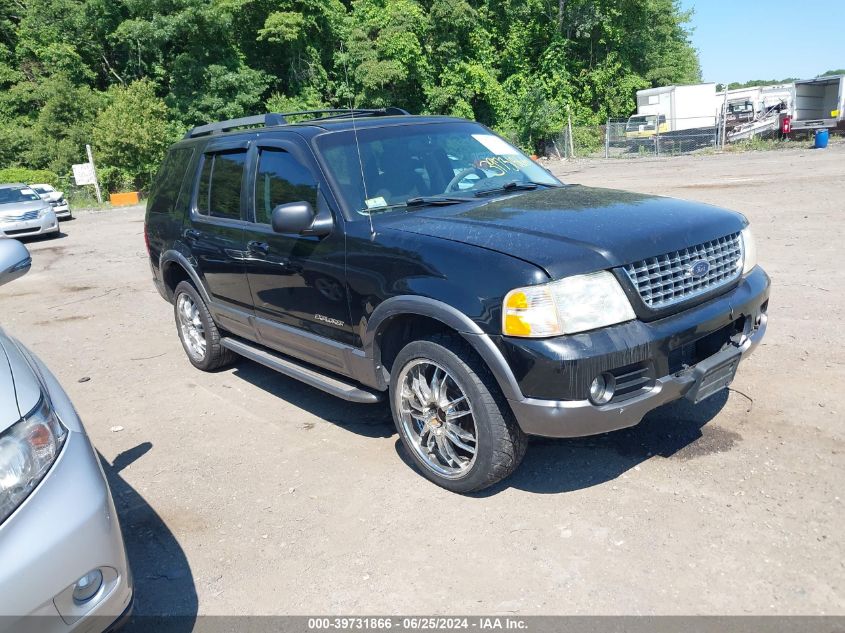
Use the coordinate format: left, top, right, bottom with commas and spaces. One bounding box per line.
0, 331, 42, 434
0, 200, 47, 218
38, 191, 62, 203
381, 185, 747, 279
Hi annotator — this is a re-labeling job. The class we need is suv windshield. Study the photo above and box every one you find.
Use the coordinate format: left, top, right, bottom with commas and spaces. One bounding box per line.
316, 121, 560, 215
0, 187, 41, 204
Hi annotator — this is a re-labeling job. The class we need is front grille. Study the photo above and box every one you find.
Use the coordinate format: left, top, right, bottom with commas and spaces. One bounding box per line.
1, 210, 40, 222
623, 232, 743, 309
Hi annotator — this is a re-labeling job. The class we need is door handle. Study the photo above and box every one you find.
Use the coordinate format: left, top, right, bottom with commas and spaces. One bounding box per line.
248, 240, 270, 254
184, 229, 201, 241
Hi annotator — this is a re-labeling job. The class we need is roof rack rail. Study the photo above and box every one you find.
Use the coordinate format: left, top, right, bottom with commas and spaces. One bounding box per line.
184, 107, 410, 139
185, 113, 287, 139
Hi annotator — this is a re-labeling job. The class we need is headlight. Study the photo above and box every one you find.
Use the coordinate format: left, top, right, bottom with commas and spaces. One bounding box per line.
503, 271, 636, 337
0, 396, 66, 524
38, 207, 51, 218
741, 226, 757, 275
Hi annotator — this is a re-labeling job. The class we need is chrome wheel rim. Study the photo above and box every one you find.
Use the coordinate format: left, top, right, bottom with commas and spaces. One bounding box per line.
396, 359, 477, 479
176, 293, 206, 361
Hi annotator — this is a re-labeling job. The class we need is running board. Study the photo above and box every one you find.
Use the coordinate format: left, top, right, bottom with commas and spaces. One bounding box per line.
220, 337, 383, 404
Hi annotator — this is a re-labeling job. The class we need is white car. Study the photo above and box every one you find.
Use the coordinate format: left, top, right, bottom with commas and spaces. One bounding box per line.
30, 184, 72, 219
0, 184, 59, 239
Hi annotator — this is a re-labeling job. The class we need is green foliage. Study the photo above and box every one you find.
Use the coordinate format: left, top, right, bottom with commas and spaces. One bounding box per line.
0, 0, 702, 174
0, 168, 59, 187
25, 76, 104, 175
266, 88, 328, 115
93, 79, 174, 191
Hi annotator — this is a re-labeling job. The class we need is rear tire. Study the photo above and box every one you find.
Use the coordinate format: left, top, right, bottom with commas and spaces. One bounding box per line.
389, 333, 527, 493
173, 281, 237, 371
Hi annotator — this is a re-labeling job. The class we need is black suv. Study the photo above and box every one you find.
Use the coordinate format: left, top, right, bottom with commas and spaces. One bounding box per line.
145, 109, 769, 493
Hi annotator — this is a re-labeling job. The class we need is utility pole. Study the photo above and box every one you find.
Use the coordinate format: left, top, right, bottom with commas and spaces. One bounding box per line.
86, 144, 103, 204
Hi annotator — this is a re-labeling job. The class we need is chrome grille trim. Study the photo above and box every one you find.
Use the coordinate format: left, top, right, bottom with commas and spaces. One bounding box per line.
623, 232, 743, 309
1, 210, 40, 222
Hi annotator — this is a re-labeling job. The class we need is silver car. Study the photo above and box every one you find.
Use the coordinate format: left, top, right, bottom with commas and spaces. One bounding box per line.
0, 184, 60, 239
0, 239, 133, 632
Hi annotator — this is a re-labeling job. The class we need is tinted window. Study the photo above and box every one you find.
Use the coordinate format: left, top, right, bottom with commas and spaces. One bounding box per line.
196, 150, 247, 220
148, 147, 194, 214
254, 148, 318, 225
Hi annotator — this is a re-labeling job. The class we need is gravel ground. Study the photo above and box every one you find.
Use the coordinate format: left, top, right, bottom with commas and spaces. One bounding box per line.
1, 142, 842, 622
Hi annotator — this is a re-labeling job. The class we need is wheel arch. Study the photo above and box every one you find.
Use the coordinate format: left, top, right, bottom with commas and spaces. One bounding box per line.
365, 296, 523, 401
159, 250, 209, 304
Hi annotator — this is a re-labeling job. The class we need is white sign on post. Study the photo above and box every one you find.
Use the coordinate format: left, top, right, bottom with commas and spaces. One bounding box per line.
72, 162, 97, 186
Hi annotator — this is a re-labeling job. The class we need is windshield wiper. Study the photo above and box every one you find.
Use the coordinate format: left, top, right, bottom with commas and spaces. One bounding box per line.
473, 180, 544, 197
405, 195, 469, 207
360, 195, 468, 215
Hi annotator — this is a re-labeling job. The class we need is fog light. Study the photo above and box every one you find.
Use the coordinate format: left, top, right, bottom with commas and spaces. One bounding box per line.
589, 373, 615, 405
72, 569, 103, 603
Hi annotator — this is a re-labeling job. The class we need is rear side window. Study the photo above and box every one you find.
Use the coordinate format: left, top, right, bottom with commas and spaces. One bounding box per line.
196, 150, 247, 220
254, 148, 318, 225
148, 147, 194, 214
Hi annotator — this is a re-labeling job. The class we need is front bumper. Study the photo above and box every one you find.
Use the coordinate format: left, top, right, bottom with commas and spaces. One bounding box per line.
0, 212, 59, 238
0, 429, 133, 633
53, 203, 72, 218
502, 267, 770, 438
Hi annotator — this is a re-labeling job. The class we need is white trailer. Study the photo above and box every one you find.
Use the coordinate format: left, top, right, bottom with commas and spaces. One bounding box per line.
627, 83, 717, 138
791, 75, 844, 132
715, 84, 794, 117
715, 84, 795, 131
760, 84, 794, 113
715, 87, 762, 127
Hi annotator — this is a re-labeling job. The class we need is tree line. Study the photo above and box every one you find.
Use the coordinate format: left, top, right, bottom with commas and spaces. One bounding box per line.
0, 0, 700, 193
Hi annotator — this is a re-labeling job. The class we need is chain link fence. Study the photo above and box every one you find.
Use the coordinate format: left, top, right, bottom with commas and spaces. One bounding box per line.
552, 116, 723, 159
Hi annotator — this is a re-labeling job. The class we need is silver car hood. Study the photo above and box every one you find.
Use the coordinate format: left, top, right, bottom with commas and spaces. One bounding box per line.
0, 200, 45, 218
0, 330, 42, 433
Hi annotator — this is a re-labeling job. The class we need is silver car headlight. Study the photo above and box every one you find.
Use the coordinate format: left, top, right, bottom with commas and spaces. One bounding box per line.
0, 396, 67, 524
741, 226, 757, 275
37, 206, 52, 218
503, 271, 636, 337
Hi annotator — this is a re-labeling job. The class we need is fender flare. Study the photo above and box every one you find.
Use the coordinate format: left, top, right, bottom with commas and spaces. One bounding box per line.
159, 250, 210, 304
364, 296, 523, 401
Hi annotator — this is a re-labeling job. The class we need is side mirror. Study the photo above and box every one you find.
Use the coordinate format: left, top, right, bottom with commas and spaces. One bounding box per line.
0, 239, 31, 287
271, 201, 316, 235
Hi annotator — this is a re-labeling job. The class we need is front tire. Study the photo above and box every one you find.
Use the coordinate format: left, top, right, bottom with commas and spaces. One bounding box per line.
173, 281, 237, 371
389, 334, 527, 493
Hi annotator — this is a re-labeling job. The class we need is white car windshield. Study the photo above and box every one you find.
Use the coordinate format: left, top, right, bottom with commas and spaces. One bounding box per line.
317, 121, 560, 215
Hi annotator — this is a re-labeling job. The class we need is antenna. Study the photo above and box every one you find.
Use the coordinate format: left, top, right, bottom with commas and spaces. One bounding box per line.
340, 42, 375, 236
350, 109, 374, 236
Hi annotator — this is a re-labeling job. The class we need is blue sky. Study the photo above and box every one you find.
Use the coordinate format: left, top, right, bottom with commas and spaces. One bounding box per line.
679, 0, 843, 83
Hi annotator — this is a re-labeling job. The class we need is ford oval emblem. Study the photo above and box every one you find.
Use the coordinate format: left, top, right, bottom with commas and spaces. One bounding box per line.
688, 260, 711, 278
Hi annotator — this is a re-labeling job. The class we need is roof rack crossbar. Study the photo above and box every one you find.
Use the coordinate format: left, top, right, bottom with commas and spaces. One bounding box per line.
184, 107, 411, 138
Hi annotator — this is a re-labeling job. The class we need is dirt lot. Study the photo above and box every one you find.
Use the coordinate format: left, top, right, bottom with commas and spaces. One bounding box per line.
1, 143, 843, 621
